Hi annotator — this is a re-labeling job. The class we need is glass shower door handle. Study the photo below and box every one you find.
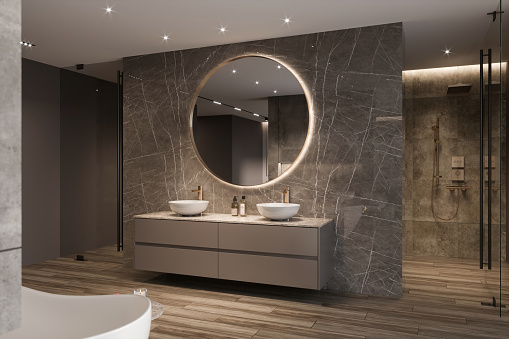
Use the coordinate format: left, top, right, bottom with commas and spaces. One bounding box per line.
479, 49, 492, 270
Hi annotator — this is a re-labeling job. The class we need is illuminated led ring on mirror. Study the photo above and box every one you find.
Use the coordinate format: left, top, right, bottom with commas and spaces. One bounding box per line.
190, 55, 313, 188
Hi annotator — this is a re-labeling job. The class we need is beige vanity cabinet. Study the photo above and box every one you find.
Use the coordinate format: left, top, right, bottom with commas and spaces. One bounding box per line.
134, 214, 334, 290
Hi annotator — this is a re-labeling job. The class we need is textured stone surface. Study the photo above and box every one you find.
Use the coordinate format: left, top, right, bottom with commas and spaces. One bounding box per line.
0, 249, 21, 335
403, 64, 507, 261
135, 212, 332, 228
0, 0, 21, 335
123, 23, 403, 297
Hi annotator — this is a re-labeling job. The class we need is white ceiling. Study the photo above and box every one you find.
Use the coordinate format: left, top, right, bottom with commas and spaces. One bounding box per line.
198, 57, 303, 120
22, 0, 507, 82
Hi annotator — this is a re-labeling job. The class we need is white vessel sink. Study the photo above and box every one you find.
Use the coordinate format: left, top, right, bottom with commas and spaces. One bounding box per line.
256, 203, 300, 220
169, 200, 209, 216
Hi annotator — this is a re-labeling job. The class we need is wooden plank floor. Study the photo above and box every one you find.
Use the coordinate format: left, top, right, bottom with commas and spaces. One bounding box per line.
22, 246, 509, 338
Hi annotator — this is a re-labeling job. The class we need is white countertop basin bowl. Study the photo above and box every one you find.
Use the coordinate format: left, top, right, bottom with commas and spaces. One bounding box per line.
256, 203, 300, 220
169, 200, 209, 216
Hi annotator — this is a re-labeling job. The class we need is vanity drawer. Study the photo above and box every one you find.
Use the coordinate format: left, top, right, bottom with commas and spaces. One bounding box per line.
219, 252, 317, 289
219, 223, 317, 256
135, 245, 218, 278
135, 218, 218, 248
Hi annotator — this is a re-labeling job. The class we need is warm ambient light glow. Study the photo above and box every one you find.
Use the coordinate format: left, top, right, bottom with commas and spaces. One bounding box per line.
194, 54, 315, 189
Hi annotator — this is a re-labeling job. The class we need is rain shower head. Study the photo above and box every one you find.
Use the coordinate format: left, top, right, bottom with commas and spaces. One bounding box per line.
447, 83, 472, 95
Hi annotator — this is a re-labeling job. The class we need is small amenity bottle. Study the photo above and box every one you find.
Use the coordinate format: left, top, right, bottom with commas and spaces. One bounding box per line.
239, 196, 247, 217
231, 196, 238, 216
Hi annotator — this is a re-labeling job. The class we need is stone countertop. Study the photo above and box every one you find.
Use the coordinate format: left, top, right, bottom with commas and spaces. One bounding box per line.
134, 212, 333, 228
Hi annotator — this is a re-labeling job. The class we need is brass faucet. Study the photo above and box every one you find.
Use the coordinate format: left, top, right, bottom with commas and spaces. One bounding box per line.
281, 186, 290, 203
192, 186, 203, 200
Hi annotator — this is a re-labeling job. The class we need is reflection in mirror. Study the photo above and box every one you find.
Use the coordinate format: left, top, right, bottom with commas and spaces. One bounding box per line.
192, 57, 309, 186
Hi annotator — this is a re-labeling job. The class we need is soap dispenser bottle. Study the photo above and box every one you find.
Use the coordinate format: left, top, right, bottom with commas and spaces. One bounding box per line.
231, 196, 238, 216
239, 196, 247, 217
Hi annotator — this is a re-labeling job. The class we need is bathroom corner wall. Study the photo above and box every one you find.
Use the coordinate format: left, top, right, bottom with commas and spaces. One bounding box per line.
403, 64, 507, 260
0, 0, 21, 334
123, 23, 403, 297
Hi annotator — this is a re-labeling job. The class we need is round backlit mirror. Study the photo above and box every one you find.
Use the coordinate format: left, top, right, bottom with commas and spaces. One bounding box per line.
191, 56, 309, 186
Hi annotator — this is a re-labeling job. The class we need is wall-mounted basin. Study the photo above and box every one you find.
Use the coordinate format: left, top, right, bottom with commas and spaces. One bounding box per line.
256, 203, 300, 220
169, 200, 209, 216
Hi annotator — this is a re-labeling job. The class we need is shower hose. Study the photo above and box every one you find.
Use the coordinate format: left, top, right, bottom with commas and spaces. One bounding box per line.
431, 139, 459, 221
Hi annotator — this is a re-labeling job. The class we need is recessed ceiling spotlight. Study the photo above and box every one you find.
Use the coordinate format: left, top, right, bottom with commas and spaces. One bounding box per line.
277, 65, 281, 69
445, 49, 450, 54
232, 69, 236, 74
218, 26, 228, 34
273, 90, 277, 93
283, 17, 291, 24
255, 81, 259, 85
163, 35, 169, 41
20, 41, 36, 47
106, 7, 112, 13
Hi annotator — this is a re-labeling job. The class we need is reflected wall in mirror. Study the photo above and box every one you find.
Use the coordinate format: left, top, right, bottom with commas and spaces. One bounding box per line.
192, 56, 309, 186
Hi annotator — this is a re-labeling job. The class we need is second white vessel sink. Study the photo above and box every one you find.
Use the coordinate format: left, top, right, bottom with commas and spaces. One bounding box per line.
169, 200, 209, 216
256, 203, 300, 220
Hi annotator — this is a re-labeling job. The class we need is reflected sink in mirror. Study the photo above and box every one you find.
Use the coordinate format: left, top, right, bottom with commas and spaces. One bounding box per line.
256, 203, 300, 220
169, 200, 209, 216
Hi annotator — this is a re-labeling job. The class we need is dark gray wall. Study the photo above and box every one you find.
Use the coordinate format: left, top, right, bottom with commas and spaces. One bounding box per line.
22, 59, 61, 266
60, 70, 118, 257
195, 115, 233, 182
123, 23, 403, 297
268, 95, 308, 180
232, 116, 263, 186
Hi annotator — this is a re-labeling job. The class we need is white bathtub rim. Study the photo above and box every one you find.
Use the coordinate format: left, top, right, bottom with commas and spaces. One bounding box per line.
0, 287, 152, 339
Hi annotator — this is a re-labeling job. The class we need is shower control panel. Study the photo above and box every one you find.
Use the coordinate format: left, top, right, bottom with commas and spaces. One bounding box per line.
451, 156, 465, 181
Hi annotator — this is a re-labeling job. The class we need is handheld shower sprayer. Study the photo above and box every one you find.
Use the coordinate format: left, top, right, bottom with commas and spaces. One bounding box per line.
432, 120, 441, 185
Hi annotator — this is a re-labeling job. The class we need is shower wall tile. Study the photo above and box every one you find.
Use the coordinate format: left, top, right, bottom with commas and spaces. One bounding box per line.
413, 221, 459, 257
123, 23, 403, 297
403, 64, 506, 260
403, 220, 413, 255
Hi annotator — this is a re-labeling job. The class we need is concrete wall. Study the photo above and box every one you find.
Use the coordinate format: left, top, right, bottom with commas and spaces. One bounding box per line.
123, 23, 403, 297
403, 63, 507, 260
0, 0, 21, 334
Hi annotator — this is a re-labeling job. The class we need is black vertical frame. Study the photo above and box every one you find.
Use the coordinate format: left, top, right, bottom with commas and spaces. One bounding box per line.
480, 50, 484, 269
117, 71, 123, 251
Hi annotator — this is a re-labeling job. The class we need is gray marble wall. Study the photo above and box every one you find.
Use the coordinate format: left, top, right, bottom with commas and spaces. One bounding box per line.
403, 64, 507, 260
123, 23, 403, 297
0, 0, 21, 334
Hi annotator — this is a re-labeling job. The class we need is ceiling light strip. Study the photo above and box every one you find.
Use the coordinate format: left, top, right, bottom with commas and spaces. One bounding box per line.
197, 95, 268, 120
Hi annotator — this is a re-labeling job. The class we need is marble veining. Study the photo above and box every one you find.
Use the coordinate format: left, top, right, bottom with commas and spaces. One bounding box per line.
123, 23, 403, 297
135, 212, 332, 228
